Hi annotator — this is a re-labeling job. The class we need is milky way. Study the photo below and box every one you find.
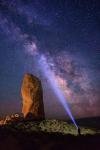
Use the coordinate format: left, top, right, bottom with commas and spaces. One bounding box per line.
0, 0, 100, 118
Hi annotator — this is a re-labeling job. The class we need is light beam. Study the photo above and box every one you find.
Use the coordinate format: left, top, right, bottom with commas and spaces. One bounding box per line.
37, 54, 78, 129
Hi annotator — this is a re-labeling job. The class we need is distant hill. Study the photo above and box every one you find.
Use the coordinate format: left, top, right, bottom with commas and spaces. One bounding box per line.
75, 116, 100, 129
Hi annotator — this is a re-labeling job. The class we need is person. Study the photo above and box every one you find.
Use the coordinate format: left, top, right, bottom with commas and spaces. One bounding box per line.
78, 127, 81, 135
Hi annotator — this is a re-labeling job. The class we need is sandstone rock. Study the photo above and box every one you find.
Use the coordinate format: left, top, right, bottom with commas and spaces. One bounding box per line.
2, 114, 22, 125
0, 120, 4, 125
21, 73, 45, 120
4, 115, 12, 124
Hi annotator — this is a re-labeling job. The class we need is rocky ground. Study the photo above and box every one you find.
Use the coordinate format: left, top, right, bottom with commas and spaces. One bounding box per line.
0, 119, 100, 150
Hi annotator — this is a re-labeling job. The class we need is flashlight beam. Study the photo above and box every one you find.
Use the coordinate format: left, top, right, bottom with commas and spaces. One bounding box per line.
38, 54, 78, 129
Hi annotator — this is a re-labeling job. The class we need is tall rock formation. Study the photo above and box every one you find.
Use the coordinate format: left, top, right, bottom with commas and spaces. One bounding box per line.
21, 73, 45, 120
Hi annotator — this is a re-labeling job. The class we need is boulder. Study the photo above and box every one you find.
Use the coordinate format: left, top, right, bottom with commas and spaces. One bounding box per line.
0, 120, 4, 125
2, 114, 22, 125
21, 73, 45, 120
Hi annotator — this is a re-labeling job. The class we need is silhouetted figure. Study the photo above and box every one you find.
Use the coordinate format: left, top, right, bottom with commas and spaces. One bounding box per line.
78, 127, 81, 135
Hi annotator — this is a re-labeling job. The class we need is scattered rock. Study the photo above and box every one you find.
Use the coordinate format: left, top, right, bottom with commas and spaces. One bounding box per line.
0, 114, 23, 125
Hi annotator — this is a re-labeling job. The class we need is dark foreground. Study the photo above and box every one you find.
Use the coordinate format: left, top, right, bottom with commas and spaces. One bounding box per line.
0, 128, 100, 150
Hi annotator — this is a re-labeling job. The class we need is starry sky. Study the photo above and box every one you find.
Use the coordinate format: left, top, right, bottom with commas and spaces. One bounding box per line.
0, 0, 100, 119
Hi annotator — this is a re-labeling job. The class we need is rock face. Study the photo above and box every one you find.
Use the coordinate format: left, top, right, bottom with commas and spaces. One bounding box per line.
21, 73, 45, 120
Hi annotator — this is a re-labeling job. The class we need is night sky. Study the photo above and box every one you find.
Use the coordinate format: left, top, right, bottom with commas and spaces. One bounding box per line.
0, 0, 100, 119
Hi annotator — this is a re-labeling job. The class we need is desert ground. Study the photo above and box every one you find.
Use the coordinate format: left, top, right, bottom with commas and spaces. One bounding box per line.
0, 118, 100, 150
